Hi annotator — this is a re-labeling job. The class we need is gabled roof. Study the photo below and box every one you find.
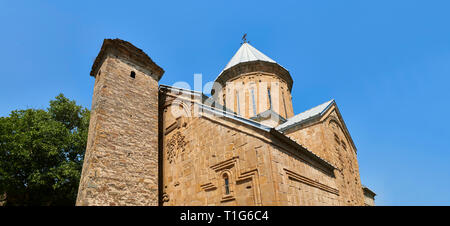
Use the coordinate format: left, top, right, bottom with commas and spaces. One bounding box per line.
220, 42, 276, 74
276, 99, 335, 132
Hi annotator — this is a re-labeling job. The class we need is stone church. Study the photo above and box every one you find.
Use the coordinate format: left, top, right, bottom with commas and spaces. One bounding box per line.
76, 38, 376, 206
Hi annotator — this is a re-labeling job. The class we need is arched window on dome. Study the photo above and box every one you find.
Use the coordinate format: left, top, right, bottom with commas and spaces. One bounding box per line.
282, 91, 288, 118
251, 88, 257, 116
236, 91, 241, 115
223, 93, 226, 109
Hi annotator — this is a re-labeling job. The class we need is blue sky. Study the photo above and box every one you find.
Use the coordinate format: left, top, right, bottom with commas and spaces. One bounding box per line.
1, 0, 449, 205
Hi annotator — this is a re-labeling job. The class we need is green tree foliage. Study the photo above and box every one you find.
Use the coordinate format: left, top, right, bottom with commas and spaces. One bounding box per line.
0, 94, 89, 206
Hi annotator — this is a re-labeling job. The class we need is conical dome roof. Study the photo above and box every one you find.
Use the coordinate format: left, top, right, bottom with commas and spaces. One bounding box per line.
215, 42, 293, 91
220, 42, 277, 73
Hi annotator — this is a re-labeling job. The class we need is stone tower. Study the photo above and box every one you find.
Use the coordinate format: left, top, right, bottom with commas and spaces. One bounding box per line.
76, 39, 164, 206
213, 42, 294, 127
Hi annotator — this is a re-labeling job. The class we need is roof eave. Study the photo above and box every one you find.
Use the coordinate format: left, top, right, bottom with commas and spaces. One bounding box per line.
362, 186, 377, 197
214, 60, 293, 92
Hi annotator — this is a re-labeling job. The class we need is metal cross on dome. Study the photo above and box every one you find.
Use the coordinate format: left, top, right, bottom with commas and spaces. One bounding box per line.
241, 33, 249, 44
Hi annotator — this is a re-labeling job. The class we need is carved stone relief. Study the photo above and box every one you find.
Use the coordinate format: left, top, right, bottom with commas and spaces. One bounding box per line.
166, 131, 187, 164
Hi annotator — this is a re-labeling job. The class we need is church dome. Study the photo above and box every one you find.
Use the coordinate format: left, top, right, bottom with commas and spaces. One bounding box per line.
214, 42, 293, 91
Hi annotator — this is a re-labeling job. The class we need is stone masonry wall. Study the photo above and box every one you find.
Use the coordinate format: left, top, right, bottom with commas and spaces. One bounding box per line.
283, 106, 365, 205
364, 193, 375, 206
76, 53, 159, 206
160, 92, 340, 206
268, 144, 340, 205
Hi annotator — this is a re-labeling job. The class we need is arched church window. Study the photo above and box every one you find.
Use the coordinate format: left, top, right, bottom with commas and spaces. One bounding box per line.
223, 173, 230, 195
130, 71, 136, 79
